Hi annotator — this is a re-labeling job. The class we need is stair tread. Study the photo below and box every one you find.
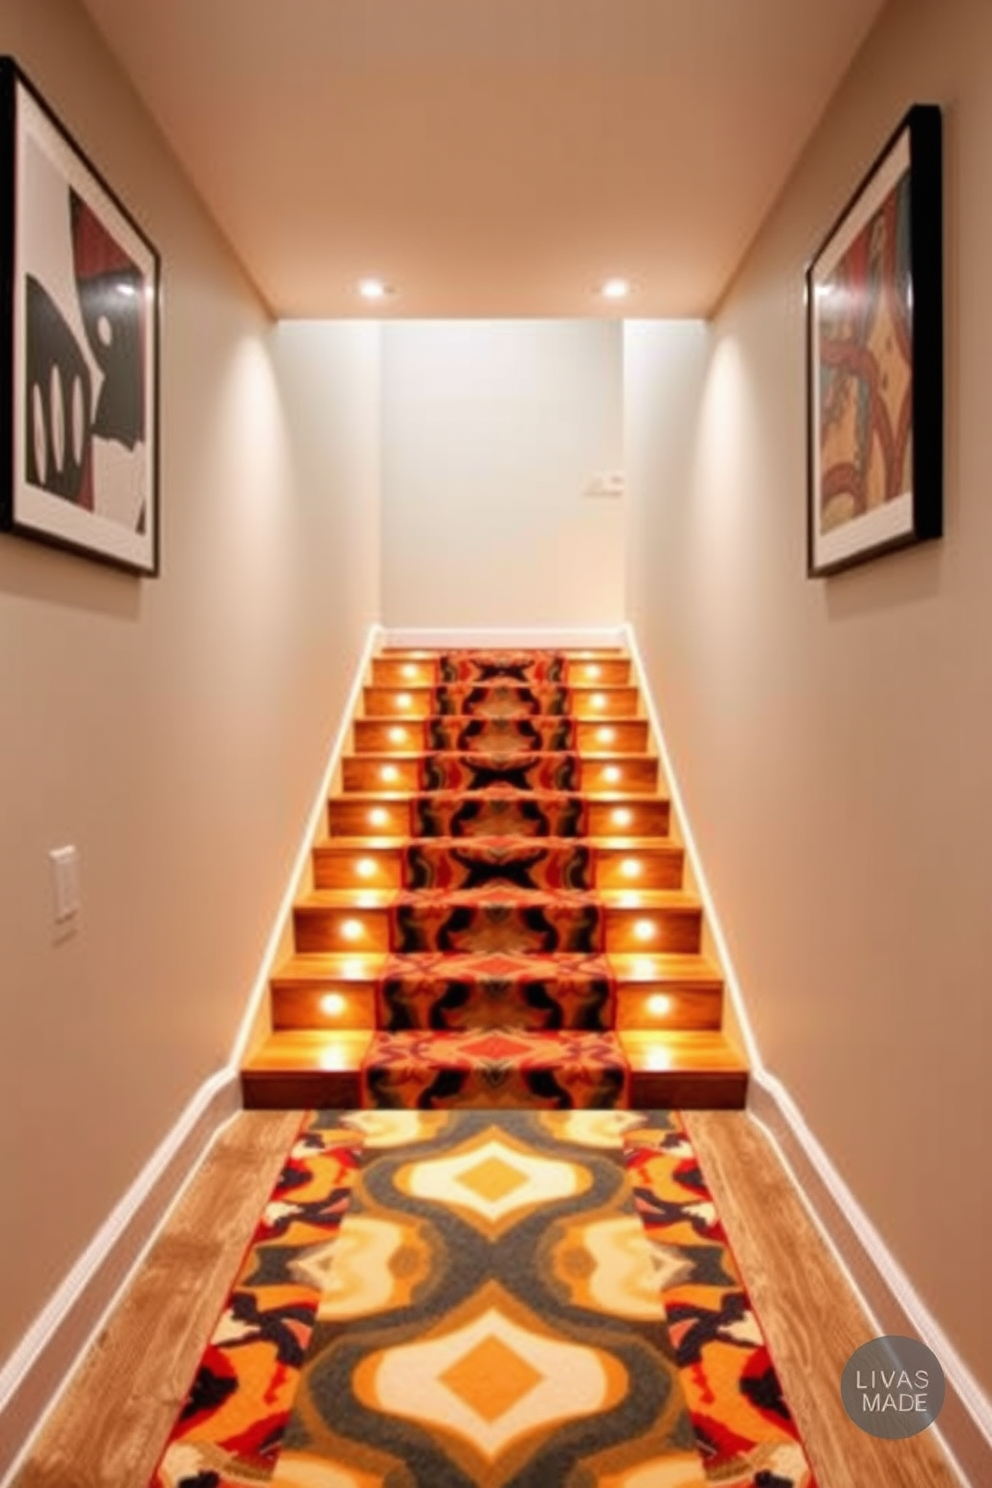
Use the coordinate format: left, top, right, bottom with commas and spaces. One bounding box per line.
336, 789, 669, 803
315, 835, 679, 851
244, 1029, 372, 1072
346, 751, 649, 762
620, 1029, 747, 1072
297, 887, 701, 910
245, 1027, 743, 1075
273, 950, 721, 985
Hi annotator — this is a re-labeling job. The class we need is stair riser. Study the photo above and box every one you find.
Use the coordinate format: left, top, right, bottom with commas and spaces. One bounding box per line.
353, 718, 651, 754
271, 976, 722, 1034
327, 797, 671, 838
371, 657, 632, 686
273, 985, 376, 1030
241, 1066, 746, 1111
341, 755, 659, 794
293, 904, 702, 956
363, 686, 641, 719
313, 843, 684, 892
616, 986, 722, 1031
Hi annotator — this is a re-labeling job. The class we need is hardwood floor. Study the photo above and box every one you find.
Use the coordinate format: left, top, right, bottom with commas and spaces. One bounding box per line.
10, 1109, 962, 1488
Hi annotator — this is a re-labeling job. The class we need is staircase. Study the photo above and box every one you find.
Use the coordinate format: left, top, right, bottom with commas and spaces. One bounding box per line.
241, 646, 747, 1109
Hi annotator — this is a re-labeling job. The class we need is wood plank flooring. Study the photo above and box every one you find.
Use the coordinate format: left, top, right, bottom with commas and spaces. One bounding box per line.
10, 1109, 962, 1488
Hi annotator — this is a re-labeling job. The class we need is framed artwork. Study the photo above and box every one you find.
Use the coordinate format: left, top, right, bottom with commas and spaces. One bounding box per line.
0, 58, 160, 575
806, 104, 942, 577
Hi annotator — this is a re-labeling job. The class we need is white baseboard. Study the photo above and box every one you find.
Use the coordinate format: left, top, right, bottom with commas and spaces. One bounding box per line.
751, 1071, 991, 1488
0, 1069, 240, 1487
382, 625, 627, 650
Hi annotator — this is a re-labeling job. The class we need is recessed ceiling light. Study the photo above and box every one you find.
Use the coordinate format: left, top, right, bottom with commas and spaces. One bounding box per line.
599, 277, 632, 301
358, 277, 392, 301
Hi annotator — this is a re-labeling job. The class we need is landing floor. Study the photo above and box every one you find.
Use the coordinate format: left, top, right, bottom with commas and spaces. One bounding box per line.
10, 1110, 961, 1488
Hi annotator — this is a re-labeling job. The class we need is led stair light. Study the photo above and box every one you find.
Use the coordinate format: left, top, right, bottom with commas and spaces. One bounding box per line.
380, 764, 399, 783
633, 918, 658, 943
590, 693, 607, 710
401, 664, 418, 679
320, 991, 348, 1017
620, 858, 642, 880
368, 807, 389, 827
340, 919, 365, 942
647, 993, 673, 1018
597, 726, 617, 745
611, 807, 633, 828
388, 725, 409, 744
603, 765, 622, 784
355, 858, 377, 879
585, 664, 602, 679
395, 692, 413, 710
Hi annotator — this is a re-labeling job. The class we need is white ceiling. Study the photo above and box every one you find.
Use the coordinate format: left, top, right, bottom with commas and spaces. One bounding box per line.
79, 0, 886, 319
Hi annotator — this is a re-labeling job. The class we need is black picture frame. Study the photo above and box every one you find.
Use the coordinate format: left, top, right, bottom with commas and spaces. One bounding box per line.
0, 58, 160, 575
806, 104, 942, 578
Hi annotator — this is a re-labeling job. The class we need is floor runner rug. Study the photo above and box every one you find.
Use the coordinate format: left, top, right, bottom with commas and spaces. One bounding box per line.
150, 1111, 815, 1487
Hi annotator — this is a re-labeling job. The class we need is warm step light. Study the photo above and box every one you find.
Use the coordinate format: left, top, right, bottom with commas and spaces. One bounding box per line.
395, 693, 413, 710
620, 858, 642, 880
388, 726, 408, 744
597, 726, 617, 745
646, 993, 673, 1017
401, 663, 418, 679
340, 919, 365, 942
603, 765, 622, 784
611, 807, 633, 828
591, 693, 607, 710
368, 807, 389, 827
380, 764, 400, 783
358, 278, 392, 301
585, 664, 602, 679
633, 919, 657, 943
320, 991, 348, 1017
355, 858, 377, 879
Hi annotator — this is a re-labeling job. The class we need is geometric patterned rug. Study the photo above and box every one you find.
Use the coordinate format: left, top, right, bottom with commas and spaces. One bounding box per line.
149, 1111, 816, 1486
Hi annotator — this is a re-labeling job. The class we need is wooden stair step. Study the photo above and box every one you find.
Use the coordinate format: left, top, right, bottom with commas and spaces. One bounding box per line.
363, 684, 641, 719
312, 836, 684, 891
292, 887, 703, 955
269, 949, 722, 1034
620, 1030, 748, 1109
353, 717, 651, 754
241, 1027, 747, 1111
241, 1029, 371, 1108
371, 656, 632, 686
327, 792, 671, 838
341, 752, 659, 794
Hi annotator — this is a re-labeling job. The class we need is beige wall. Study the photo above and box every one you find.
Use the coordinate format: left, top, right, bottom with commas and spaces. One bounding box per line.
0, 4, 380, 1364
625, 0, 992, 1394
381, 320, 624, 627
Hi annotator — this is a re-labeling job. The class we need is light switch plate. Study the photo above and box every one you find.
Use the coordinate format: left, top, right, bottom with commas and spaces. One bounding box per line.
49, 845, 80, 922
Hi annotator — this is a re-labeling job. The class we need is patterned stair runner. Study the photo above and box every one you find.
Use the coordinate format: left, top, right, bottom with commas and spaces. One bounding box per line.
242, 647, 749, 1109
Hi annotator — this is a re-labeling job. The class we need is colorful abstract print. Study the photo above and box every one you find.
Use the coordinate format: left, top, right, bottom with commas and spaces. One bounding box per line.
151, 1110, 815, 1488
817, 170, 913, 534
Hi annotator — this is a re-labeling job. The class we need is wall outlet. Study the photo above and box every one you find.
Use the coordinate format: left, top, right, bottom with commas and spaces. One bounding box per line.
49, 845, 80, 922
583, 470, 625, 498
